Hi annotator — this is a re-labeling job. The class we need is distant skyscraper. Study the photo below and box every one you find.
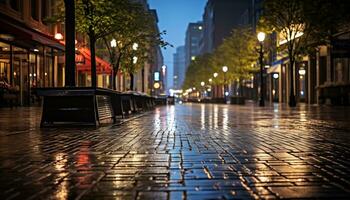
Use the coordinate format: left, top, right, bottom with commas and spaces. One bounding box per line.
173, 46, 186, 89
201, 0, 252, 54
184, 22, 203, 72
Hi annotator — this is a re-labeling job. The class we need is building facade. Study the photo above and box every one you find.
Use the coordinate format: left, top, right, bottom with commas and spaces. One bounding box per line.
0, 0, 66, 106
173, 46, 185, 90
200, 0, 252, 54
184, 22, 203, 72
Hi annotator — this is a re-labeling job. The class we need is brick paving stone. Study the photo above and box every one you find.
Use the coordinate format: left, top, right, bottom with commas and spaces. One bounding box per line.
1, 104, 350, 199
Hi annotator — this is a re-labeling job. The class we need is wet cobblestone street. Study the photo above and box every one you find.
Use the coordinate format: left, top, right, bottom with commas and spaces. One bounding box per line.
0, 103, 350, 199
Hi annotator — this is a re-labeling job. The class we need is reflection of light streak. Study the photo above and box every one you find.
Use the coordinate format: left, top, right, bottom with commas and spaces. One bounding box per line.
154, 108, 161, 131
166, 106, 175, 128
222, 108, 228, 131
201, 104, 206, 130
75, 143, 91, 189
54, 153, 68, 200
214, 105, 218, 129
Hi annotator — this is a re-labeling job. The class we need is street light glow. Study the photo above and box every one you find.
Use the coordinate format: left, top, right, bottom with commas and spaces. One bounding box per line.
222, 66, 228, 73
209, 78, 212, 82
257, 32, 266, 42
54, 33, 63, 40
213, 72, 218, 78
299, 69, 306, 75
111, 39, 117, 47
133, 56, 138, 64
201, 81, 205, 86
133, 43, 139, 50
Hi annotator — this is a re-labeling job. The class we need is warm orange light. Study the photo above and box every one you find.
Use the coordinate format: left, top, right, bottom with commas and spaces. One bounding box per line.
55, 33, 63, 40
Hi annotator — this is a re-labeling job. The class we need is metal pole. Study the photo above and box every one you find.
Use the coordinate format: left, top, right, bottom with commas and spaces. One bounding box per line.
259, 43, 265, 107
64, 0, 76, 87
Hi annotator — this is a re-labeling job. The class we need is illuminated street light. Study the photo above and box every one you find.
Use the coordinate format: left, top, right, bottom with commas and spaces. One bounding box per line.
133, 43, 139, 50
54, 33, 63, 40
257, 31, 266, 107
222, 66, 228, 102
213, 72, 218, 78
110, 39, 117, 48
222, 66, 228, 73
208, 78, 212, 83
257, 32, 266, 42
201, 81, 205, 86
133, 56, 138, 64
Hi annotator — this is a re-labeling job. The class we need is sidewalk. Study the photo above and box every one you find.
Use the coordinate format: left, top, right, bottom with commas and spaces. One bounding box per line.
0, 103, 350, 199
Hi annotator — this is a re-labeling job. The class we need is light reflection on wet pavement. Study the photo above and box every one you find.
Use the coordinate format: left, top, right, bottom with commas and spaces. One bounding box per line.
0, 103, 350, 199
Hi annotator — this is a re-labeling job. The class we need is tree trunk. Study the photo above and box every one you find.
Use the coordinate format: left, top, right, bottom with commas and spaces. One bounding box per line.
289, 54, 296, 107
112, 54, 122, 91
64, 0, 76, 87
239, 79, 244, 97
129, 72, 134, 91
112, 69, 117, 90
89, 34, 97, 88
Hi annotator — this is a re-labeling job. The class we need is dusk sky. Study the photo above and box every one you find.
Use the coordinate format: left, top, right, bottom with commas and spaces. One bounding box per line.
148, 0, 207, 89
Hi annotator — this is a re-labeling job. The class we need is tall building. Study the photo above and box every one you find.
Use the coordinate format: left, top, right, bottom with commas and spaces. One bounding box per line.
201, 0, 252, 54
184, 22, 203, 71
173, 46, 185, 89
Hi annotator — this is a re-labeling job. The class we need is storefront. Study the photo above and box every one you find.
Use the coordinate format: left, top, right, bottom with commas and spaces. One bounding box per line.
0, 17, 65, 107
76, 47, 112, 89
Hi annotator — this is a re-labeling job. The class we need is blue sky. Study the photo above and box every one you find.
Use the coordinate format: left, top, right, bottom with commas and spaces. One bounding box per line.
148, 0, 207, 89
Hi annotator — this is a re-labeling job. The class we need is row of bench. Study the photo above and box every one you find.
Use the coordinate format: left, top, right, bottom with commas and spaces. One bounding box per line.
36, 87, 161, 127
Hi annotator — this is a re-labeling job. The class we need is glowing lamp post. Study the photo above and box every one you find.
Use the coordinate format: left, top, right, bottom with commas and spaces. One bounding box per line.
257, 32, 266, 107
222, 66, 228, 100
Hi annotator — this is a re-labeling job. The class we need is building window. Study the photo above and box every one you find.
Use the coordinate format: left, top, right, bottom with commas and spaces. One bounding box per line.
10, 0, 21, 11
31, 0, 39, 21
41, 0, 48, 24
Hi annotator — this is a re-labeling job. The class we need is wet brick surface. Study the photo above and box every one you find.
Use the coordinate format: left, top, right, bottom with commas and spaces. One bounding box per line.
0, 103, 350, 199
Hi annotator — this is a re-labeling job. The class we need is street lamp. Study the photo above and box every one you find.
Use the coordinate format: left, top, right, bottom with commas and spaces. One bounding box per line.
257, 32, 265, 107
213, 72, 218, 78
201, 81, 205, 98
132, 43, 138, 50
222, 66, 228, 101
110, 39, 117, 48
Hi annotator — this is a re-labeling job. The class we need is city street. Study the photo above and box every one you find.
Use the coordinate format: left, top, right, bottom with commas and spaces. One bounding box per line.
1, 103, 350, 199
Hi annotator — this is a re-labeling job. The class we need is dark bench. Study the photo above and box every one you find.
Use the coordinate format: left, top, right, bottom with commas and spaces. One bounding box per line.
36, 87, 157, 127
36, 87, 120, 127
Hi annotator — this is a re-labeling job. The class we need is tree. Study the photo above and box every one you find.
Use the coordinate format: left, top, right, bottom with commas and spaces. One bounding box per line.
261, 0, 313, 107
182, 54, 215, 91
211, 27, 258, 96
51, 0, 142, 88
100, 3, 169, 90
303, 0, 350, 44
261, 0, 350, 107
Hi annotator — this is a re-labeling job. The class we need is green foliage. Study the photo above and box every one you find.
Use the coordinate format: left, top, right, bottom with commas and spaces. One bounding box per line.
183, 27, 258, 90
182, 54, 215, 90
50, 0, 170, 90
260, 0, 312, 64
212, 27, 258, 82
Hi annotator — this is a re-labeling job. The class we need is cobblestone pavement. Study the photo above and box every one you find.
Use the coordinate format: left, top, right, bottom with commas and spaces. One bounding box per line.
1, 103, 350, 199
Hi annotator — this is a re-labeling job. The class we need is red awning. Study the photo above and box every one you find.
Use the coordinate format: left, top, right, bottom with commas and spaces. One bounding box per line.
0, 17, 65, 50
76, 48, 112, 74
